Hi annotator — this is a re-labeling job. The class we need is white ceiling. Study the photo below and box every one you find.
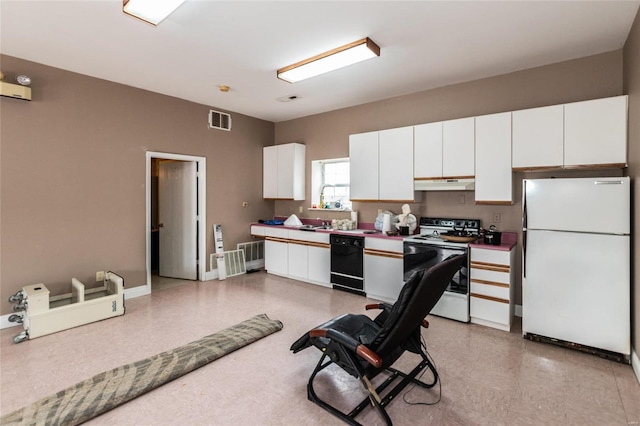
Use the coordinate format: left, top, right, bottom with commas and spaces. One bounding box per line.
1, 1, 639, 123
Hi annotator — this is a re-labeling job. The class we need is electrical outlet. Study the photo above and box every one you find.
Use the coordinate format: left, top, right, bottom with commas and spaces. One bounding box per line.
458, 194, 465, 204
299, 206, 303, 213
493, 213, 501, 223
378, 209, 383, 215
96, 271, 105, 282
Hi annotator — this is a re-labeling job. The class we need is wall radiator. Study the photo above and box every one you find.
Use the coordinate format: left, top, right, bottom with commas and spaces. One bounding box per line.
237, 240, 265, 269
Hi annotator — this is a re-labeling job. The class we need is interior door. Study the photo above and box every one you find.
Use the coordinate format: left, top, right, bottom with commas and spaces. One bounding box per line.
158, 160, 198, 280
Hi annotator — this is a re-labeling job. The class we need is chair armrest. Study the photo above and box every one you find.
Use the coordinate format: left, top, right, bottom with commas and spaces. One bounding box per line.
309, 328, 382, 368
365, 303, 393, 311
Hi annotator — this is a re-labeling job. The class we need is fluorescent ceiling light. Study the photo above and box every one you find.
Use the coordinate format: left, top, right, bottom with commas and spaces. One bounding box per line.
277, 38, 380, 83
123, 0, 186, 26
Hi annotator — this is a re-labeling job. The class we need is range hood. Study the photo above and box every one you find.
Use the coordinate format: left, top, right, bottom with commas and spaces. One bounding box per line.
414, 178, 475, 191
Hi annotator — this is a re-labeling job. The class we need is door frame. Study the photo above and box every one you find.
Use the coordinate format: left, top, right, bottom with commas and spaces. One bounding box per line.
143, 151, 207, 294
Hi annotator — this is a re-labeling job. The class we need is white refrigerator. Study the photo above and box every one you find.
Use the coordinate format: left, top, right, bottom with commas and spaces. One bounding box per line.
522, 177, 630, 358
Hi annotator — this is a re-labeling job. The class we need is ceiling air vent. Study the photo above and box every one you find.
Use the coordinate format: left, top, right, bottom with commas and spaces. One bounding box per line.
208, 110, 232, 131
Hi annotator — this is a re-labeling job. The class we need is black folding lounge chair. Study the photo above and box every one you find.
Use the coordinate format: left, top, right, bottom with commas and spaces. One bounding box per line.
290, 254, 466, 425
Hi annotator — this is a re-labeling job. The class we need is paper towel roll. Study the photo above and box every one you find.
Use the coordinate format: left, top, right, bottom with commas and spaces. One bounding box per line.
382, 213, 391, 233
351, 211, 358, 228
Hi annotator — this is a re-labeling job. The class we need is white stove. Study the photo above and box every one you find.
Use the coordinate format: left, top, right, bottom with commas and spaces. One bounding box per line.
403, 217, 481, 323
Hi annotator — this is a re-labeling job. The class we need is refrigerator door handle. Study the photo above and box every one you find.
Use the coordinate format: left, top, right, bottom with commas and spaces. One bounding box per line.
522, 180, 527, 278
594, 180, 624, 185
522, 180, 528, 229
522, 229, 527, 278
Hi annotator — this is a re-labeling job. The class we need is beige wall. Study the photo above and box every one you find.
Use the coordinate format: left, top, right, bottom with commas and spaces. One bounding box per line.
624, 10, 640, 362
0, 55, 274, 315
274, 50, 626, 307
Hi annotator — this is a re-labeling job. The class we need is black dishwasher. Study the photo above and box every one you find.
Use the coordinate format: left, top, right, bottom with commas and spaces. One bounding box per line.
330, 234, 365, 295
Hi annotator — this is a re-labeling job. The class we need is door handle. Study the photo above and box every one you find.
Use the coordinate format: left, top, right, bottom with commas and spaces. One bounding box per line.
522, 230, 527, 278
158, 223, 164, 228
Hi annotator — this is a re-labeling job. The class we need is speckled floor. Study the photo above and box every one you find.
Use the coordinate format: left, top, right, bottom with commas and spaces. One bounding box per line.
1, 271, 639, 425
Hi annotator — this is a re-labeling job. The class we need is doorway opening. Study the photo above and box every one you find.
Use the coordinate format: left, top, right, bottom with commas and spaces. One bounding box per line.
146, 152, 207, 294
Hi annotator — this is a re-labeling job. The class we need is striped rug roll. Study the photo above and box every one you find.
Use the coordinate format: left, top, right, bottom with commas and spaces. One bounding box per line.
1, 314, 283, 426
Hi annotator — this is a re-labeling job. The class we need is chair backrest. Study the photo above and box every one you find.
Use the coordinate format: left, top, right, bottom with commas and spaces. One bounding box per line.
370, 254, 466, 357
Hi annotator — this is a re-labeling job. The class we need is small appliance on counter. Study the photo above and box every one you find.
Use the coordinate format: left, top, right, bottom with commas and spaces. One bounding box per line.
483, 225, 502, 245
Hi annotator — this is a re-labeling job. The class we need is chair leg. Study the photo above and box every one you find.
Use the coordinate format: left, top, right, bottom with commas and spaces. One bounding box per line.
307, 353, 365, 426
306, 348, 438, 426
387, 350, 438, 389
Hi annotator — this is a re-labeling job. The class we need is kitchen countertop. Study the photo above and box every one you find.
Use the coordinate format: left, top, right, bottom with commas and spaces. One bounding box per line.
469, 232, 517, 251
251, 222, 407, 241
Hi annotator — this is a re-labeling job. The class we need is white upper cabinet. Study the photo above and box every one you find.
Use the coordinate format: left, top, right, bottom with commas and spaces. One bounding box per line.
349, 131, 379, 201
513, 96, 628, 170
414, 122, 443, 179
263, 145, 279, 198
350, 128, 416, 202
564, 95, 627, 168
512, 104, 564, 169
414, 118, 474, 179
475, 112, 513, 204
443, 117, 475, 178
263, 143, 305, 200
378, 126, 415, 201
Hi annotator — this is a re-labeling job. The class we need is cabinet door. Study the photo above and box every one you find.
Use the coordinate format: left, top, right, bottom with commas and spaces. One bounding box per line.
379, 126, 414, 201
512, 105, 563, 169
263, 146, 279, 198
308, 245, 331, 287
265, 240, 288, 276
287, 241, 308, 280
277, 144, 295, 199
364, 239, 404, 303
475, 112, 512, 204
442, 117, 475, 178
364, 254, 404, 303
414, 122, 443, 178
349, 132, 379, 201
564, 95, 627, 167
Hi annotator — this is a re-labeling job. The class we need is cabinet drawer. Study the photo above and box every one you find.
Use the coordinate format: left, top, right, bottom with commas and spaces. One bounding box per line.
288, 230, 330, 245
471, 248, 510, 265
470, 267, 509, 285
470, 295, 510, 325
251, 225, 266, 237
365, 238, 402, 252
264, 227, 289, 238
471, 281, 509, 300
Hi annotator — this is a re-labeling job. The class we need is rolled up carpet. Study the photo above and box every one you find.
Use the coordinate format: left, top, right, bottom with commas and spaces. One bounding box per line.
1, 313, 283, 426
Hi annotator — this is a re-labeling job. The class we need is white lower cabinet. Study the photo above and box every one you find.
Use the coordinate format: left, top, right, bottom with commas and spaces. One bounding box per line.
264, 227, 289, 277
287, 241, 308, 281
263, 228, 330, 287
308, 245, 330, 287
470, 247, 515, 331
364, 239, 404, 303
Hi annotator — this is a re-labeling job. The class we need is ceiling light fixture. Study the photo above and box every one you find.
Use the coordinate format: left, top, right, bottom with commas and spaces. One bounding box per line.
277, 37, 380, 83
123, 0, 186, 26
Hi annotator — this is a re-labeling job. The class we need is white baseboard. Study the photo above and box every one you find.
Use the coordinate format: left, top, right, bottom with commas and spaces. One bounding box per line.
1, 314, 20, 330
515, 304, 522, 317
632, 348, 640, 385
204, 269, 218, 281
124, 284, 150, 299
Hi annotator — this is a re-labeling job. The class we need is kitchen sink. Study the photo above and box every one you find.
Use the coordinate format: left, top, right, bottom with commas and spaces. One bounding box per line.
299, 224, 333, 230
